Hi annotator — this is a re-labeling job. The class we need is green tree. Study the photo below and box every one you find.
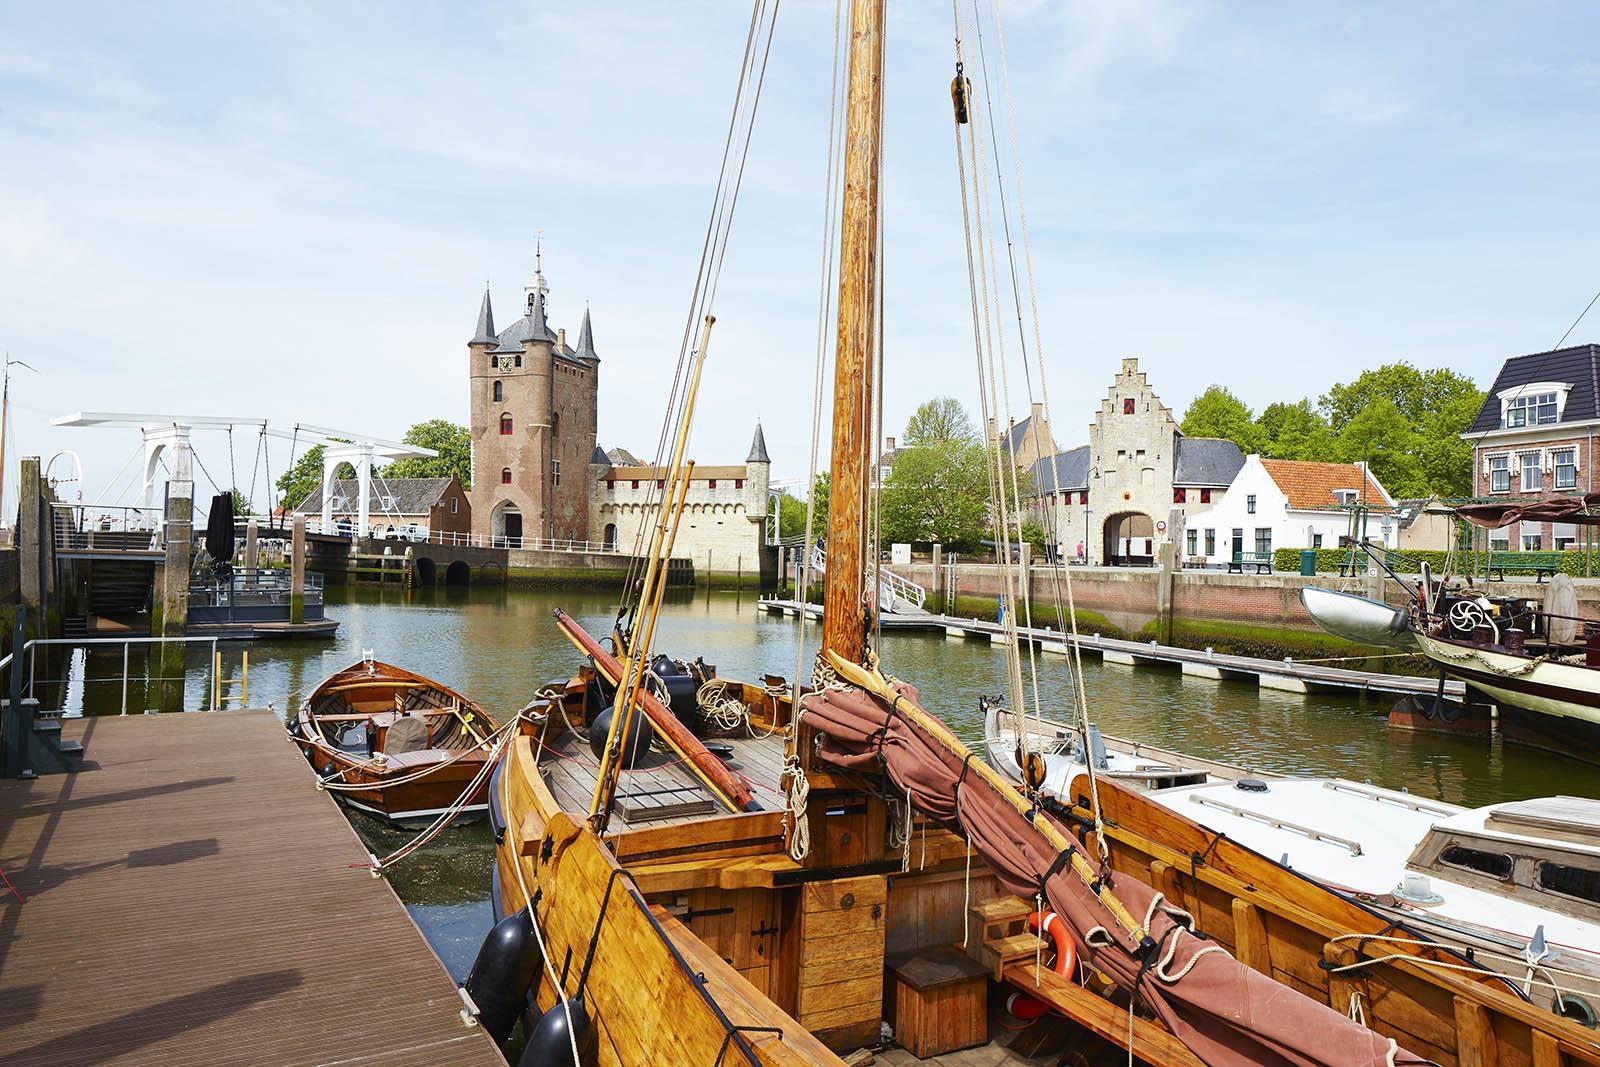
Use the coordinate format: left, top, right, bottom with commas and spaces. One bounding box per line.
276, 444, 355, 511
1319, 363, 1483, 498
880, 440, 990, 549
902, 397, 977, 446
1332, 397, 1428, 499
1320, 363, 1483, 432
777, 492, 808, 539
1180, 386, 1262, 453
381, 419, 473, 489
1257, 400, 1333, 459
809, 472, 831, 539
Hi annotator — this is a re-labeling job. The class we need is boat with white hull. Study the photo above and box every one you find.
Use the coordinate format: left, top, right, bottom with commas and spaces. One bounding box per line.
985, 703, 1600, 1025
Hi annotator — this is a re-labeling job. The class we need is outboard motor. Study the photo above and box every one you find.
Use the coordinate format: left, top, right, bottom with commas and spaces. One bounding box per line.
519, 993, 590, 1066
1086, 724, 1109, 772
462, 908, 542, 1046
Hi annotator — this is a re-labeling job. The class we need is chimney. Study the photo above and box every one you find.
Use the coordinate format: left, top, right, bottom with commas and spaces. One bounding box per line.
885, 436, 896, 452
1031, 401, 1046, 422
557, 327, 567, 349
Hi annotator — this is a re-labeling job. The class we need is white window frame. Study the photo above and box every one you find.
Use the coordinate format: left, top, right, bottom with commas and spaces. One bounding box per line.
1520, 450, 1543, 493
1553, 447, 1579, 490
1499, 381, 1569, 428
1486, 454, 1510, 494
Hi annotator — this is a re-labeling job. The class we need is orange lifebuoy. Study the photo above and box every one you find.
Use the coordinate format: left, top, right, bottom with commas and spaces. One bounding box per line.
1003, 910, 1079, 1021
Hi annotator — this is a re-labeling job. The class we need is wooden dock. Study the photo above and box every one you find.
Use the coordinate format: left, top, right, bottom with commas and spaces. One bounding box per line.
758, 599, 1466, 703
0, 710, 504, 1067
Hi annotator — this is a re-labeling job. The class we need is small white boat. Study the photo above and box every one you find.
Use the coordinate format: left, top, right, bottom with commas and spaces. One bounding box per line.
1299, 585, 1414, 648
986, 703, 1600, 1025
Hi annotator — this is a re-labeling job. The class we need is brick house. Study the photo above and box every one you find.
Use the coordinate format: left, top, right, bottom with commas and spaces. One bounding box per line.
293, 476, 471, 539
1464, 343, 1600, 551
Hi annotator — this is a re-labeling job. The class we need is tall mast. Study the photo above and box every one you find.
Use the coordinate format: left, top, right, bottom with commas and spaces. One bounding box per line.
821, 0, 885, 664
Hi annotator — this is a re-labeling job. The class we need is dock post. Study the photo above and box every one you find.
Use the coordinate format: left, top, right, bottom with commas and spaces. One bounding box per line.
931, 543, 944, 613
158, 433, 194, 713
1018, 542, 1032, 619
1155, 540, 1176, 646
17, 457, 45, 632
244, 517, 259, 578
2, 606, 30, 777
291, 514, 307, 625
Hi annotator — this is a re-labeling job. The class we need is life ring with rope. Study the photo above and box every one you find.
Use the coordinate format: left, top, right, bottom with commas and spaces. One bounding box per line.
1003, 909, 1079, 1020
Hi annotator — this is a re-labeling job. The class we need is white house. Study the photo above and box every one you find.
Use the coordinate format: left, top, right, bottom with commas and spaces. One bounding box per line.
1182, 455, 1395, 566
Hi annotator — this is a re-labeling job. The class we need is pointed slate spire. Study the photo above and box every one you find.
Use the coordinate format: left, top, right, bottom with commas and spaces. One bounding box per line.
527, 288, 554, 342
470, 288, 497, 345
590, 445, 611, 466
574, 307, 598, 362
746, 422, 771, 464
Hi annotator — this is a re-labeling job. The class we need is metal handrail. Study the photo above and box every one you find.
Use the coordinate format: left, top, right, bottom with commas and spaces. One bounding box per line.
0, 635, 243, 715
809, 545, 928, 613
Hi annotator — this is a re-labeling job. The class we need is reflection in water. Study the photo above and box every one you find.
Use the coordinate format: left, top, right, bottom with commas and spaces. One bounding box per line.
50, 582, 1597, 959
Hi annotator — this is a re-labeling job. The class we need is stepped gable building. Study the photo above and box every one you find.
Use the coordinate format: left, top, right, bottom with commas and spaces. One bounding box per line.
466, 255, 600, 543
1026, 358, 1244, 565
1465, 342, 1600, 552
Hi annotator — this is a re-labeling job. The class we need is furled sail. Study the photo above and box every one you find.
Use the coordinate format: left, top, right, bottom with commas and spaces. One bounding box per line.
801, 676, 1425, 1067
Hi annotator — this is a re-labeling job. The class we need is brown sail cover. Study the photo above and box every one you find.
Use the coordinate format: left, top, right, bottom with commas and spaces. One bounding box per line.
1454, 492, 1600, 529
802, 682, 1424, 1067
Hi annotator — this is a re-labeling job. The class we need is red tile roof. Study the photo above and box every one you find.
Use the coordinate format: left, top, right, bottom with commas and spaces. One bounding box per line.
1259, 459, 1388, 511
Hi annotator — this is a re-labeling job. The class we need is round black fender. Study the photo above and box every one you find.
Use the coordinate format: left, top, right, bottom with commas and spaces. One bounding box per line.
463, 908, 542, 1047
585, 707, 654, 767
487, 760, 507, 844
519, 993, 588, 1066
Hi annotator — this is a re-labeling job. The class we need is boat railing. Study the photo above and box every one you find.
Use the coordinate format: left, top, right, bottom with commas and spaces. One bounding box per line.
0, 635, 241, 715
187, 568, 324, 609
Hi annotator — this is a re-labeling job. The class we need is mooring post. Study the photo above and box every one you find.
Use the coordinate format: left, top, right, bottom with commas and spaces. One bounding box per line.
1155, 540, 1177, 646
3, 606, 31, 778
291, 514, 307, 625
931, 543, 944, 613
244, 517, 259, 580
158, 431, 194, 712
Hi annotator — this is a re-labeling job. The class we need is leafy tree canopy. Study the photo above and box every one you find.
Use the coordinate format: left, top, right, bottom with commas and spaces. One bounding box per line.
902, 397, 977, 447
381, 419, 472, 489
881, 439, 992, 550
1179, 386, 1262, 453
1180, 363, 1484, 499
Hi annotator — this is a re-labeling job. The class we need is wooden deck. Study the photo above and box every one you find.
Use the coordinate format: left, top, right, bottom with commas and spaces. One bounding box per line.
541, 726, 787, 828
0, 710, 504, 1067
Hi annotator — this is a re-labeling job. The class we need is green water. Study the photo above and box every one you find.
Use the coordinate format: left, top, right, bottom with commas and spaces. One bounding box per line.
44, 582, 1598, 980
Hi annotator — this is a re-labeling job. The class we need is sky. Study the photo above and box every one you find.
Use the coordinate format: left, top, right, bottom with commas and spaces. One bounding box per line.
1, 1, 1597, 510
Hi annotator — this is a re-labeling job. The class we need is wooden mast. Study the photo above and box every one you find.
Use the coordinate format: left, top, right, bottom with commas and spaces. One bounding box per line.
821, 0, 885, 666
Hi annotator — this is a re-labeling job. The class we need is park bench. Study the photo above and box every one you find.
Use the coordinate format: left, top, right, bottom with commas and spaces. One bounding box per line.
1487, 550, 1562, 584
1228, 551, 1273, 574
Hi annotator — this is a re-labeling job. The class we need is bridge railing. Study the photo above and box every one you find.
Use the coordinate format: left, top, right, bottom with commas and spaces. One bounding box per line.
52, 503, 166, 553
419, 530, 624, 553
808, 544, 928, 614
188, 568, 323, 609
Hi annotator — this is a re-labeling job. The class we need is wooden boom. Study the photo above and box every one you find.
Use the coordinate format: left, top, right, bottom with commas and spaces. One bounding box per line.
554, 609, 760, 813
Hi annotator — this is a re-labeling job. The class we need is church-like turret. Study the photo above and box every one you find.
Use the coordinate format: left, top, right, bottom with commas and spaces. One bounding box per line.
746, 422, 771, 522
574, 307, 599, 363
470, 288, 497, 347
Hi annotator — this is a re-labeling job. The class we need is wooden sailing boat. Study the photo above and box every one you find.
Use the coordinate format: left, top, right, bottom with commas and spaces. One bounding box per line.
295, 657, 502, 826
484, 3, 1600, 1064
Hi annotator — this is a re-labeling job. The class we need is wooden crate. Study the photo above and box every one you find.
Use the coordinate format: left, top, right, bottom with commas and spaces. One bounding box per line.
887, 947, 990, 1058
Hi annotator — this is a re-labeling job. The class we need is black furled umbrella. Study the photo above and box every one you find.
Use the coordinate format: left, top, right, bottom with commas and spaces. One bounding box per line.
205, 493, 236, 569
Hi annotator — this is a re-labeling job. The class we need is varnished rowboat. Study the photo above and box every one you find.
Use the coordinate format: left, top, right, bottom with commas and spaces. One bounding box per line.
294, 658, 500, 827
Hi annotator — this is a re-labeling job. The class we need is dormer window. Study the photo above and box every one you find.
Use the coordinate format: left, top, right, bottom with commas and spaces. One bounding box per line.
1499, 381, 1568, 429
1506, 392, 1558, 428
1334, 489, 1360, 506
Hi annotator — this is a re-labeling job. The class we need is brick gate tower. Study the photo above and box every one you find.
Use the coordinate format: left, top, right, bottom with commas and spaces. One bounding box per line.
466, 249, 599, 543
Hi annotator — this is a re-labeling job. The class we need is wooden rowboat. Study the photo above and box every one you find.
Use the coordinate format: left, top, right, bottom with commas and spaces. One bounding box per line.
294, 658, 501, 827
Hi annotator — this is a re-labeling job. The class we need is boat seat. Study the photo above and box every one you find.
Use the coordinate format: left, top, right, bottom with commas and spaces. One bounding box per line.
384, 714, 430, 755
376, 748, 453, 769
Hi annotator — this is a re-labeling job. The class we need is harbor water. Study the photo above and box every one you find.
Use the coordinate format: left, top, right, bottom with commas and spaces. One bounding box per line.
41, 583, 1598, 980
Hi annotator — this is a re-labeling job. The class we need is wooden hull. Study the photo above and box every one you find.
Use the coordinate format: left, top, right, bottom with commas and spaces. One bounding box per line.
1070, 773, 1600, 1066
296, 659, 500, 828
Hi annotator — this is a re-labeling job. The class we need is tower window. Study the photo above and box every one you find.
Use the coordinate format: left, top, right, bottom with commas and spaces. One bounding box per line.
552, 412, 559, 439
735, 479, 743, 489
1122, 398, 1136, 415
552, 460, 561, 487
514, 354, 522, 368
1173, 488, 1187, 504
450, 496, 458, 514
500, 414, 513, 435
631, 480, 640, 489
493, 380, 503, 402
708, 479, 717, 489
501, 468, 512, 485
1200, 489, 1212, 504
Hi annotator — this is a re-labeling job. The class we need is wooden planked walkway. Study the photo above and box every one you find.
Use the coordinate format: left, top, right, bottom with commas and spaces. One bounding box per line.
0, 710, 504, 1067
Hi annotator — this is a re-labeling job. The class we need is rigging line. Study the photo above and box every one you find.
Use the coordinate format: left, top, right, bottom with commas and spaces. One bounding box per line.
968, 1, 1046, 732
794, 0, 847, 701
964, 40, 1030, 727
227, 425, 237, 495
619, 0, 780, 605
1554, 284, 1600, 350
870, 1, 887, 652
